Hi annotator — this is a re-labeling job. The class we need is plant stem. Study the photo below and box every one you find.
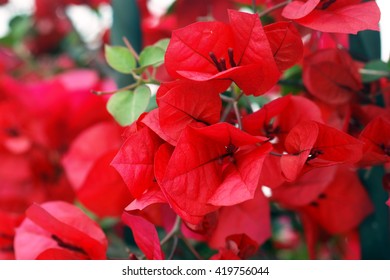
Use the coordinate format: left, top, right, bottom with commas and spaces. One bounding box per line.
258, 0, 291, 18
252, 0, 257, 13
359, 68, 390, 78
233, 101, 242, 129
91, 80, 141, 95
161, 216, 182, 246
123, 36, 140, 61
220, 102, 233, 122
181, 237, 203, 260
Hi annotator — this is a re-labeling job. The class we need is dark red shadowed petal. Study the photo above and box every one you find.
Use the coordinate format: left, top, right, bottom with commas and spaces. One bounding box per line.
359, 114, 390, 166
301, 167, 373, 234
303, 49, 362, 105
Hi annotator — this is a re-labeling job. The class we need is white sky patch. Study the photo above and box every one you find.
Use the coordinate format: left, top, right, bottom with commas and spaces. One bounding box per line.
377, 0, 390, 61
66, 4, 112, 49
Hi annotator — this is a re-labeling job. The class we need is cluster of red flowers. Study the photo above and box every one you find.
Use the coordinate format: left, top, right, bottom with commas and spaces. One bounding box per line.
1, 0, 389, 260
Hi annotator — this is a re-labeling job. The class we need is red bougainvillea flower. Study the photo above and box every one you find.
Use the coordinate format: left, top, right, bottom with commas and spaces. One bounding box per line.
165, 10, 280, 96
14, 201, 107, 260
359, 114, 390, 166
208, 188, 270, 256
282, 0, 380, 34
303, 48, 362, 106
62, 122, 132, 218
272, 165, 338, 208
156, 80, 227, 144
112, 116, 165, 199
299, 167, 373, 234
122, 212, 164, 260
156, 123, 272, 224
242, 95, 323, 148
281, 120, 363, 181
264, 21, 304, 71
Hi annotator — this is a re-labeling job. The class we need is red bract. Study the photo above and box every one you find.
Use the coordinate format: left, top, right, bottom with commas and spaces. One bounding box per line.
165, 10, 280, 96
157, 80, 226, 144
242, 95, 323, 147
62, 122, 123, 190
76, 151, 132, 218
303, 49, 362, 106
272, 166, 337, 207
359, 114, 390, 166
209, 189, 270, 254
156, 123, 271, 224
14, 201, 107, 260
281, 121, 363, 181
282, 0, 380, 34
264, 21, 304, 71
112, 124, 164, 198
300, 167, 373, 234
122, 212, 164, 260
175, 0, 234, 27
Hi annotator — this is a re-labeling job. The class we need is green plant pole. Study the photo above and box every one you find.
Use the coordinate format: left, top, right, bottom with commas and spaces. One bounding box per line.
110, 0, 142, 88
350, 25, 390, 259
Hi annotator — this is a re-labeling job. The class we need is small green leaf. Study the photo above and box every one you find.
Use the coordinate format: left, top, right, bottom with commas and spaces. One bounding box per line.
107, 86, 151, 126
105, 45, 136, 74
139, 46, 166, 68
154, 38, 170, 51
280, 65, 304, 95
361, 60, 390, 82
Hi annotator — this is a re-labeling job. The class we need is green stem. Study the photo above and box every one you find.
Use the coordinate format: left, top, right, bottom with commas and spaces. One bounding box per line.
161, 216, 182, 246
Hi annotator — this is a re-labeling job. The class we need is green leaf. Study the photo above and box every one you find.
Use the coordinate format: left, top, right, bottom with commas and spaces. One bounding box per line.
154, 38, 170, 51
105, 45, 136, 74
107, 86, 151, 126
139, 46, 165, 68
280, 65, 304, 95
361, 60, 390, 82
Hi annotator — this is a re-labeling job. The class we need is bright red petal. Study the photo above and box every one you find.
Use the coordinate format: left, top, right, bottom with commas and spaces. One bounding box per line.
122, 212, 164, 260
264, 21, 303, 71
14, 201, 107, 259
112, 126, 164, 198
209, 189, 270, 249
77, 151, 133, 218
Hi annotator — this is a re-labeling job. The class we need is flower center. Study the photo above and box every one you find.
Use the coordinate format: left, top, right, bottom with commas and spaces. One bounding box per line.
209, 48, 237, 72
306, 148, 324, 162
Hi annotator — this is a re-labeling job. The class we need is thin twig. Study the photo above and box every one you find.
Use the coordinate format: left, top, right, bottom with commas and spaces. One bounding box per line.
161, 216, 182, 246
221, 102, 233, 122
233, 101, 242, 129
359, 68, 390, 78
123, 36, 140, 61
181, 237, 203, 260
167, 236, 179, 260
91, 80, 141, 95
